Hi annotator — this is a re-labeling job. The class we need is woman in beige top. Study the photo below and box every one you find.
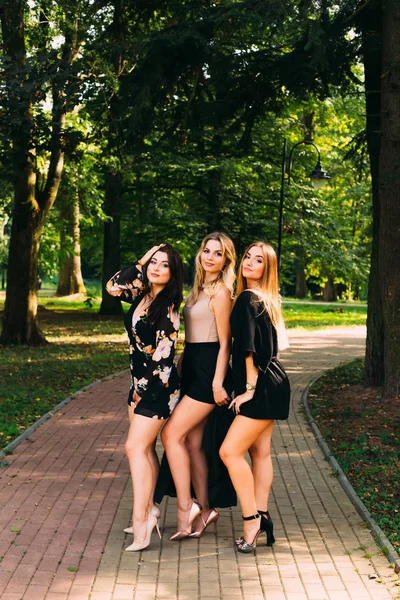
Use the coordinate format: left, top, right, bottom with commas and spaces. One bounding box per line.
161, 232, 236, 539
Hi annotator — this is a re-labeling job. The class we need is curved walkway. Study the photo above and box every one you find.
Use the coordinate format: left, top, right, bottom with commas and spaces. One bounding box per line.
0, 327, 398, 600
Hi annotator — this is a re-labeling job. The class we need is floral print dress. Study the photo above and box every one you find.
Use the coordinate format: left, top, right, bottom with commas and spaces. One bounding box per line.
106, 263, 180, 420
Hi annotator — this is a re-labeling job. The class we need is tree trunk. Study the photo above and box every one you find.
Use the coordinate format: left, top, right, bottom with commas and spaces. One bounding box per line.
98, 0, 125, 316
295, 246, 307, 298
207, 133, 223, 232
207, 168, 222, 232
322, 274, 337, 302
56, 183, 86, 296
0, 187, 46, 345
0, 1, 45, 345
379, 0, 400, 397
99, 170, 122, 316
0, 2, 77, 345
293, 113, 312, 299
361, 0, 385, 386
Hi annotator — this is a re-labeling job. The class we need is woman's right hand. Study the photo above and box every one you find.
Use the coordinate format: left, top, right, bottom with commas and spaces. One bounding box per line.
139, 244, 165, 266
213, 387, 230, 406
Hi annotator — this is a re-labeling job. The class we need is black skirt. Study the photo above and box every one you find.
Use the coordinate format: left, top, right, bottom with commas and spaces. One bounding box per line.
154, 404, 237, 508
181, 342, 232, 404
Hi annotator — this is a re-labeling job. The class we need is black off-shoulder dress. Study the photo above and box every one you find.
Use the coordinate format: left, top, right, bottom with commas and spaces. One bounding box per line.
230, 290, 290, 420
106, 264, 180, 420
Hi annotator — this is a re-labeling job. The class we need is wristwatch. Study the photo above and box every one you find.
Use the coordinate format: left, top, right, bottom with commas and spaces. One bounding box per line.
245, 382, 256, 391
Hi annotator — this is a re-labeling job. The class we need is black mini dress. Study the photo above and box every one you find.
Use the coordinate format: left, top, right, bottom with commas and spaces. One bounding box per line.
106, 264, 180, 420
180, 292, 231, 404
230, 290, 290, 421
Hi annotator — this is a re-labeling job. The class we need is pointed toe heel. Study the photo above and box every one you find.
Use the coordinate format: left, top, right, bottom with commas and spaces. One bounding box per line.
189, 508, 219, 539
125, 512, 160, 552
124, 505, 161, 536
170, 500, 202, 541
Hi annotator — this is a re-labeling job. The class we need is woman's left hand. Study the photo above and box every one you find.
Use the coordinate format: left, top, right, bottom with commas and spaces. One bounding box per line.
229, 391, 254, 414
213, 387, 230, 406
132, 390, 142, 406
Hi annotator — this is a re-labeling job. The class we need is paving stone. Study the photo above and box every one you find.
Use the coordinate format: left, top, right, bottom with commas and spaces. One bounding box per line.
1, 328, 398, 600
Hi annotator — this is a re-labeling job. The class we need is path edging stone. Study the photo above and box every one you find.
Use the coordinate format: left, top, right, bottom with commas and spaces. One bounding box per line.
302, 376, 400, 574
0, 369, 129, 460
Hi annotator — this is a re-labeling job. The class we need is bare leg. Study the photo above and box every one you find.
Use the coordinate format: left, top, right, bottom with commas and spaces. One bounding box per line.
125, 413, 164, 542
161, 396, 214, 531
186, 418, 214, 533
186, 417, 209, 507
128, 407, 159, 515
148, 438, 160, 509
220, 416, 272, 543
248, 421, 274, 512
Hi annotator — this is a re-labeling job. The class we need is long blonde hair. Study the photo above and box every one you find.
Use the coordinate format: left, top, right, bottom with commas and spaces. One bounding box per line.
236, 242, 289, 351
186, 232, 236, 305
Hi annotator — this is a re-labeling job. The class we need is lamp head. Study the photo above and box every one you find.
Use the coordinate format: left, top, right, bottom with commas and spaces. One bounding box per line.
309, 160, 330, 189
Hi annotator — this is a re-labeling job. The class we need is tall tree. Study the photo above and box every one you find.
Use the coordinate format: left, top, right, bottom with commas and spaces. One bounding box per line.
0, 1, 110, 344
358, 0, 384, 385
56, 171, 86, 296
379, 0, 400, 396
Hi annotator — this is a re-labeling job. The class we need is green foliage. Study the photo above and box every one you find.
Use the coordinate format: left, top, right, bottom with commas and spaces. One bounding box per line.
0, 0, 376, 306
308, 358, 400, 550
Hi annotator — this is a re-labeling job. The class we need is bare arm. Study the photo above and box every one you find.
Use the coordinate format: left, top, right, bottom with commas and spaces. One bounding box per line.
210, 286, 232, 406
229, 353, 258, 414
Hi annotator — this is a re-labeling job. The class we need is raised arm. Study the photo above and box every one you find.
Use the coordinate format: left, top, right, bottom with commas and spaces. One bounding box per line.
106, 263, 144, 303
105, 244, 166, 304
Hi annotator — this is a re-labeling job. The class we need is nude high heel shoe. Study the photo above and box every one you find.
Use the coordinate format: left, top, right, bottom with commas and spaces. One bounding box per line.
125, 512, 161, 552
124, 505, 161, 535
170, 500, 202, 541
189, 508, 219, 538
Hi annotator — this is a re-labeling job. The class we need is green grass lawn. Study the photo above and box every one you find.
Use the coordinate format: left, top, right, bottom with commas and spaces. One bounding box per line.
0, 307, 128, 450
282, 301, 366, 329
0, 292, 366, 451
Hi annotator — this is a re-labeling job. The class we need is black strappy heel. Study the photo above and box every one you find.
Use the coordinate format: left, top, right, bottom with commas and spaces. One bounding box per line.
258, 509, 275, 547
235, 513, 262, 553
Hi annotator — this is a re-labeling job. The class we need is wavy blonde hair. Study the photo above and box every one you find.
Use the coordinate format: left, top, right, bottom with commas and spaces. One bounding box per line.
186, 232, 236, 305
236, 242, 289, 350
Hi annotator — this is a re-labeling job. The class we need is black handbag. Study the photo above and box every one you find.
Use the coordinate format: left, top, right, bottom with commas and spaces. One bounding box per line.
262, 357, 291, 403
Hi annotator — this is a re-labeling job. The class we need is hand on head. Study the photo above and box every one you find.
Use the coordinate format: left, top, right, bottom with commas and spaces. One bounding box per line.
139, 244, 166, 266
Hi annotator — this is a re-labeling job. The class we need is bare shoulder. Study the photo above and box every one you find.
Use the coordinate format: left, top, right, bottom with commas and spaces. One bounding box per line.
210, 285, 233, 313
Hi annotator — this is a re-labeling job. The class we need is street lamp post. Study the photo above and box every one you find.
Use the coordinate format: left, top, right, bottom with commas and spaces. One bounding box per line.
277, 138, 330, 275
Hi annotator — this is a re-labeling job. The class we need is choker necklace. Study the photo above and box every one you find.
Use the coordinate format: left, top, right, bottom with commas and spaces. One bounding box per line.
200, 278, 220, 289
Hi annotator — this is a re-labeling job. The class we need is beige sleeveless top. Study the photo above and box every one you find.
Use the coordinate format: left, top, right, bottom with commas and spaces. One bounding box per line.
182, 292, 219, 343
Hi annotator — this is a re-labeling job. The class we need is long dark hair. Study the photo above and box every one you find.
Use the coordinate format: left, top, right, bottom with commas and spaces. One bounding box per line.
142, 244, 184, 325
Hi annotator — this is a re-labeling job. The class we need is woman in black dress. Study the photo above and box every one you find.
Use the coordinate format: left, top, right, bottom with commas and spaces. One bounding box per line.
160, 232, 236, 539
106, 244, 183, 551
220, 242, 290, 553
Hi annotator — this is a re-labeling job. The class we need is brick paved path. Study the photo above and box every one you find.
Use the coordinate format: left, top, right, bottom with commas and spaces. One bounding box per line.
0, 327, 398, 600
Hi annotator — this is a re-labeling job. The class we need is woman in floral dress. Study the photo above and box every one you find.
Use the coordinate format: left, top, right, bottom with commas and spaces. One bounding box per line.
106, 243, 183, 551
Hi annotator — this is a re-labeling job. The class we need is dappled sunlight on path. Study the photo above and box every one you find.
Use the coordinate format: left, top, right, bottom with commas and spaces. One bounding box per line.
0, 325, 398, 599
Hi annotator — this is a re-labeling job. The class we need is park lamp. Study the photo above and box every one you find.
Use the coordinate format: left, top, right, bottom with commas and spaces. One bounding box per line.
277, 138, 331, 276
309, 160, 331, 189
